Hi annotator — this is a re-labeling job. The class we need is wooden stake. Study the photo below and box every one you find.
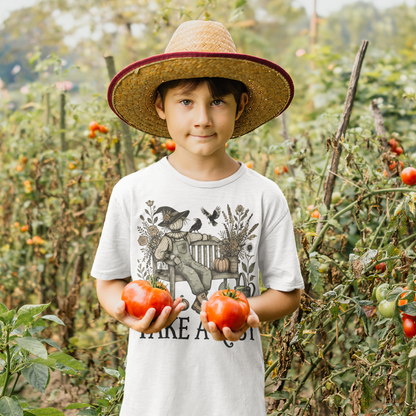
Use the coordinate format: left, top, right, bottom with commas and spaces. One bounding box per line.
316, 39, 369, 236
104, 55, 136, 175
60, 92, 67, 151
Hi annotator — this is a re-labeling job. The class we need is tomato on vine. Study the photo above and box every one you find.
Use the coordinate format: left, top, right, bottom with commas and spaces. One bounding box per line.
375, 262, 386, 273
403, 317, 416, 338
401, 167, 416, 186
378, 299, 395, 318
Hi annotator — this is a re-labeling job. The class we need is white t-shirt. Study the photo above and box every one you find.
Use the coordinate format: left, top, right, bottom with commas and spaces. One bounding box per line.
91, 156, 304, 416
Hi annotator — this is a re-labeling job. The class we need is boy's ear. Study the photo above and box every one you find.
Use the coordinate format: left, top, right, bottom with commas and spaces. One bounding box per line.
235, 92, 249, 121
154, 92, 166, 120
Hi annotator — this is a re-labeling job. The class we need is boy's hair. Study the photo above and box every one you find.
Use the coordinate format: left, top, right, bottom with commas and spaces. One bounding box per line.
156, 77, 248, 115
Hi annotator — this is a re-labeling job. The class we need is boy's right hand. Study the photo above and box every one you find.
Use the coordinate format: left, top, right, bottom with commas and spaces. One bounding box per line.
114, 297, 186, 334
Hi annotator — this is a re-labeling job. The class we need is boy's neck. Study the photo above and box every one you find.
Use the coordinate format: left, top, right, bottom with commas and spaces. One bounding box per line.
166, 151, 241, 182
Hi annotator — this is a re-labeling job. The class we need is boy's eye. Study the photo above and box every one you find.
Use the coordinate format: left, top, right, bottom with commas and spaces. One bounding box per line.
181, 99, 192, 106
212, 100, 224, 106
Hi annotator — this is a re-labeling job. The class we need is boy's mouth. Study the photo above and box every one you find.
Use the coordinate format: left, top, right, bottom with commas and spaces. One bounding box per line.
191, 134, 215, 138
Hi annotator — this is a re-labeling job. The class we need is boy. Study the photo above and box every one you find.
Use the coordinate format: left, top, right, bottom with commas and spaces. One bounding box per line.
92, 20, 304, 416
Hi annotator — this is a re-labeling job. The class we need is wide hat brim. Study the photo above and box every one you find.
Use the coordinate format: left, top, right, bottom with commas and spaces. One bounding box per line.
108, 51, 294, 139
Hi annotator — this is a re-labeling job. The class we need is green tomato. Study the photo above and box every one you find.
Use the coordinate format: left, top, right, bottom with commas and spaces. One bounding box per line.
318, 263, 330, 273
371, 286, 378, 301
331, 191, 342, 204
378, 299, 395, 318
376, 283, 390, 303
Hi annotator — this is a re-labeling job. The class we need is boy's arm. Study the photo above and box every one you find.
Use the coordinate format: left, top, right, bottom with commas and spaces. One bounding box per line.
200, 288, 301, 342
96, 277, 185, 333
248, 288, 301, 322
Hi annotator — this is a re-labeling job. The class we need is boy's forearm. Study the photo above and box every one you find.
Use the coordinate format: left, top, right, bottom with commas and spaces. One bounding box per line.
248, 288, 301, 322
96, 278, 130, 320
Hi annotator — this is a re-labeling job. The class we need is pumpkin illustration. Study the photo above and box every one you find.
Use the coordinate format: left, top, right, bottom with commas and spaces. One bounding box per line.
214, 256, 230, 273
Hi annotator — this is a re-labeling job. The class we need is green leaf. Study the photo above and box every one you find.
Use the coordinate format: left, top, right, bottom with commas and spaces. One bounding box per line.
386, 287, 404, 302
307, 259, 321, 289
28, 357, 56, 369
0, 396, 24, 416
14, 338, 48, 359
327, 218, 343, 232
103, 367, 120, 378
40, 315, 65, 326
39, 339, 61, 351
23, 408, 64, 416
361, 249, 378, 266
241, 262, 247, 273
267, 391, 290, 400
399, 303, 416, 316
13, 304, 51, 329
64, 404, 92, 410
96, 399, 109, 407
0, 302, 8, 314
0, 310, 16, 325
21, 363, 49, 394
49, 352, 87, 371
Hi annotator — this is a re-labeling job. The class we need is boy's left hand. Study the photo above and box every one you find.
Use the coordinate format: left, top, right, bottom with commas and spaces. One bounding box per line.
200, 301, 260, 342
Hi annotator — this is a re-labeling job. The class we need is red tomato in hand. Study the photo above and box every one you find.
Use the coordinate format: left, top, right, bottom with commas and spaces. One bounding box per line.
121, 277, 173, 320
205, 289, 250, 332
401, 167, 416, 186
403, 317, 416, 338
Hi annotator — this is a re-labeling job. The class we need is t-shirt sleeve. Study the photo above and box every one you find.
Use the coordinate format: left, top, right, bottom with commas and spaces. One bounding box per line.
90, 184, 131, 280
258, 205, 305, 292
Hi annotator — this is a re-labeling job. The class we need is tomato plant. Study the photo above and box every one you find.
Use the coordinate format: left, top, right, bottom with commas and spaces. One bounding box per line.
121, 276, 173, 320
378, 299, 395, 318
205, 288, 250, 332
401, 167, 416, 185
402, 317, 416, 338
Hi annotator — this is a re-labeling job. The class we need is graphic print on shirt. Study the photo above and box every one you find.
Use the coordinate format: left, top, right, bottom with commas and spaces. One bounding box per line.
136, 201, 259, 315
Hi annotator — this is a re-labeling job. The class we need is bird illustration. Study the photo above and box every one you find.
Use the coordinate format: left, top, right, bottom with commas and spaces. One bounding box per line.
201, 206, 221, 226
189, 218, 202, 233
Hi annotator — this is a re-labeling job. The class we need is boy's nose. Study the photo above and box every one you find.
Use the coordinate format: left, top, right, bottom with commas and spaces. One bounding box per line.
194, 105, 212, 128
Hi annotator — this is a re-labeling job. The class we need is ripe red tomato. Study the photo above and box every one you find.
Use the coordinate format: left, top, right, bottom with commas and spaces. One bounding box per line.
403, 317, 416, 338
388, 139, 398, 151
311, 210, 320, 219
89, 121, 99, 131
393, 147, 403, 156
375, 262, 386, 273
165, 139, 176, 152
98, 125, 109, 134
401, 167, 416, 186
121, 278, 173, 320
205, 289, 250, 332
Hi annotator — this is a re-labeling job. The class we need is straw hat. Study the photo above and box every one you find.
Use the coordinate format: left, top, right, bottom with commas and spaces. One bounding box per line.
108, 20, 294, 139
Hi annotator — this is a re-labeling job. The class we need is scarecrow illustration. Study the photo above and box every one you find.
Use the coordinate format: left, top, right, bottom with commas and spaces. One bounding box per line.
154, 206, 220, 313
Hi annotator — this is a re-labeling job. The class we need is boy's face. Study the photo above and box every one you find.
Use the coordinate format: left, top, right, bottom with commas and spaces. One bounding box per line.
155, 82, 248, 159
